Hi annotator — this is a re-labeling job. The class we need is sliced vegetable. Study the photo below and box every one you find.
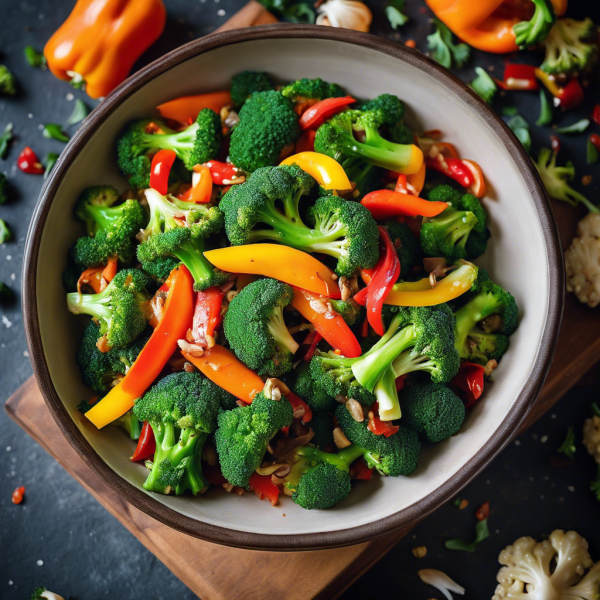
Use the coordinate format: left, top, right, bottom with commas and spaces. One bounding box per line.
425, 155, 475, 188
427, 18, 470, 68
361, 189, 448, 220
502, 64, 538, 90
149, 149, 176, 195
593, 104, 600, 126
66, 99, 89, 126
17, 146, 44, 174
191, 286, 225, 346
536, 89, 553, 126
0, 123, 14, 160
43, 152, 59, 179
130, 421, 156, 462
299, 96, 356, 130
0, 219, 11, 244
295, 129, 316, 154
450, 361, 485, 408
554, 119, 590, 134
24, 46, 46, 69
588, 135, 600, 165
445, 517, 490, 551
204, 244, 342, 299
285, 390, 313, 423
506, 114, 531, 153
367, 402, 399, 437
204, 160, 244, 186
280, 151, 352, 191
249, 472, 280, 506
156, 91, 233, 124
469, 66, 497, 103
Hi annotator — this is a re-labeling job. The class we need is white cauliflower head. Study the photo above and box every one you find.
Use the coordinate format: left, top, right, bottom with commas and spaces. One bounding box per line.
316, 0, 372, 32
583, 415, 600, 464
565, 212, 600, 308
492, 530, 599, 600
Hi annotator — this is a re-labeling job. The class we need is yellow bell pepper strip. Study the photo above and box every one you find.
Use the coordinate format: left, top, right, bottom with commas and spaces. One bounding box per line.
182, 344, 264, 404
291, 287, 362, 358
156, 91, 233, 125
280, 151, 352, 191
85, 266, 194, 428
44, 0, 166, 99
535, 68, 584, 110
204, 244, 342, 299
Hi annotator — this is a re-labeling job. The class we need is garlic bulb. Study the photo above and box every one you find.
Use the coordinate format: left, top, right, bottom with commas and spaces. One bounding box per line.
316, 0, 373, 33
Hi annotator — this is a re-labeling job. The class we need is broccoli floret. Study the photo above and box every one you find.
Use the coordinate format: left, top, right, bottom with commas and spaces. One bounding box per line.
0, 281, 14, 303
314, 108, 422, 174
133, 372, 222, 495
336, 404, 421, 476
388, 121, 413, 145
231, 71, 274, 106
281, 77, 345, 103
66, 269, 151, 350
214, 390, 294, 488
224, 278, 298, 377
117, 110, 222, 188
454, 278, 518, 363
338, 156, 385, 198
140, 255, 180, 281
310, 412, 335, 448
0, 65, 16, 95
513, 0, 556, 48
311, 305, 459, 420
330, 298, 364, 327
30, 587, 51, 600
71, 185, 146, 268
535, 148, 599, 213
0, 173, 8, 205
291, 364, 337, 413
400, 383, 466, 443
360, 94, 404, 126
541, 18, 598, 75
383, 218, 421, 276
229, 91, 300, 173
420, 184, 488, 260
0, 218, 11, 243
76, 321, 151, 394
220, 165, 379, 276
136, 188, 227, 291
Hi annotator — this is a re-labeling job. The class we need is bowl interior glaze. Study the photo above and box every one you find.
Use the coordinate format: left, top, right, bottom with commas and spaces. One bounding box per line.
24, 26, 563, 550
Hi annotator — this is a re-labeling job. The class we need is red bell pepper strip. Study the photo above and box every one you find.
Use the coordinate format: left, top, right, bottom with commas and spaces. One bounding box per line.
499, 64, 538, 91
450, 362, 485, 409
355, 227, 400, 336
593, 104, 600, 126
191, 286, 225, 346
17, 147, 44, 174
150, 149, 177, 195
304, 331, 323, 362
85, 266, 195, 428
554, 78, 584, 110
285, 390, 313, 423
361, 189, 448, 220
203, 463, 227, 485
249, 472, 281, 506
367, 402, 399, 437
299, 96, 356, 130
204, 160, 244, 185
295, 128, 316, 153
425, 156, 475, 188
130, 421, 156, 462
349, 459, 373, 480
291, 287, 362, 358
395, 374, 406, 392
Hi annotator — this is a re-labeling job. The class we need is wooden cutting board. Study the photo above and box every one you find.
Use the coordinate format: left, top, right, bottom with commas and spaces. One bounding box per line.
6, 3, 599, 598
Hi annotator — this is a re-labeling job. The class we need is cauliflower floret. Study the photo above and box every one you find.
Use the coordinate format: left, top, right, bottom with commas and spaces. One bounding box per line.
565, 212, 600, 308
316, 0, 373, 32
583, 415, 600, 464
492, 530, 599, 600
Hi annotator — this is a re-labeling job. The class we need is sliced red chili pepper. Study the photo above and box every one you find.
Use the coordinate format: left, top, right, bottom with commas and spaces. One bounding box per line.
367, 402, 399, 437
280, 425, 290, 437
191, 286, 225, 346
304, 331, 323, 362
204, 160, 243, 185
295, 128, 316, 153
299, 96, 356, 130
249, 472, 280, 506
11, 486, 25, 504
450, 362, 485, 409
349, 458, 374, 480
17, 147, 44, 174
203, 463, 227, 485
476, 500, 490, 521
395, 374, 406, 392
502, 64, 538, 91
555, 79, 584, 110
593, 104, 600, 126
285, 390, 313, 423
425, 156, 474, 188
150, 149, 177, 195
361, 315, 369, 337
130, 421, 156, 462
355, 227, 400, 336
590, 134, 600, 152
550, 135, 561, 153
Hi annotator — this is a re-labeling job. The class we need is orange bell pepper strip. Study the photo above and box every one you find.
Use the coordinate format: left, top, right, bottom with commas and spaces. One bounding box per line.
361, 190, 448, 220
77, 267, 104, 294
44, 0, 166, 99
156, 91, 233, 125
204, 245, 342, 299
280, 152, 352, 191
182, 344, 264, 404
176, 165, 213, 204
85, 266, 195, 428
406, 162, 426, 196
291, 287, 362, 358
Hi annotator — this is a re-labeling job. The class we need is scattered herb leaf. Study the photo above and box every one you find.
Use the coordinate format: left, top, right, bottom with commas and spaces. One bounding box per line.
66, 99, 89, 126
470, 67, 497, 104
427, 19, 470, 69
256, 1, 315, 23
506, 114, 531, 153
557, 425, 576, 459
445, 517, 490, 552
453, 497, 462, 507
24, 46, 46, 69
42, 123, 69, 143
386, 0, 408, 29
555, 119, 590, 134
0, 281, 14, 303
0, 123, 14, 160
502, 107, 519, 116
0, 219, 12, 244
536, 89, 553, 126
43, 152, 59, 179
588, 138, 599, 165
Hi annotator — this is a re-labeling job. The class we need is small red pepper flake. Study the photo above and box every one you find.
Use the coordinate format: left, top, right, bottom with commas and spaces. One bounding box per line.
550, 135, 561, 153
17, 147, 44, 174
12, 486, 25, 504
593, 104, 600, 126
476, 500, 490, 521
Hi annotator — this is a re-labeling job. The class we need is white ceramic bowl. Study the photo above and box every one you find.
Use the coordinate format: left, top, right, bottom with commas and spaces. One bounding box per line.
23, 25, 563, 550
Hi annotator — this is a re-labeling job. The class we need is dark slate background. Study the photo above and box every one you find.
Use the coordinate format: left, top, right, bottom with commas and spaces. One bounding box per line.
0, 1, 599, 598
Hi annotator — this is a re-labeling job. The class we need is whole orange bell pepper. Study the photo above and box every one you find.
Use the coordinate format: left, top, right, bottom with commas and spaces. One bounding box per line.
44, 0, 166, 99
85, 266, 194, 428
426, 0, 566, 54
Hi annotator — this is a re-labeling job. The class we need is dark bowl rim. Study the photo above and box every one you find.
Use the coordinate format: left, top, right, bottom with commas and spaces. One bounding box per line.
22, 23, 564, 551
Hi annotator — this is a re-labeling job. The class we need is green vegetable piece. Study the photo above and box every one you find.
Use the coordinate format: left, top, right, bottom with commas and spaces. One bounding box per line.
557, 425, 576, 459
445, 517, 490, 552
24, 46, 46, 69
506, 114, 531, 153
501, 107, 518, 116
536, 89, 553, 126
0, 65, 17, 96
554, 119, 590, 134
587, 138, 599, 165
230, 71, 274, 107
281, 78, 345, 104
386, 0, 408, 29
43, 152, 59, 179
513, 0, 556, 48
0, 219, 11, 243
427, 19, 470, 69
0, 123, 14, 159
469, 67, 497, 104
43, 123, 70, 143
66, 99, 89, 126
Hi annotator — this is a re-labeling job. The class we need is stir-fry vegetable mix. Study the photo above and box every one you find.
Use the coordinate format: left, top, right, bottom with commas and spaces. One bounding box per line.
66, 74, 518, 510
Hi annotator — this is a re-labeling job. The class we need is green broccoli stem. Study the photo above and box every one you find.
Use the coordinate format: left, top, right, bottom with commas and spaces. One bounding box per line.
172, 237, 215, 291
268, 307, 299, 355
454, 293, 504, 356
86, 204, 129, 233
427, 209, 478, 252
66, 284, 115, 332
141, 125, 198, 161
513, 0, 555, 47
143, 422, 208, 495
392, 350, 439, 379
374, 364, 401, 421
